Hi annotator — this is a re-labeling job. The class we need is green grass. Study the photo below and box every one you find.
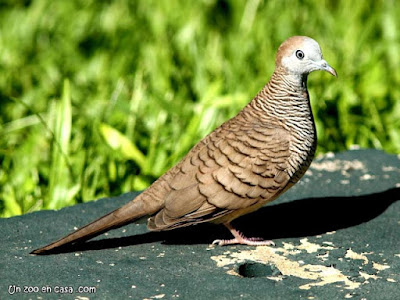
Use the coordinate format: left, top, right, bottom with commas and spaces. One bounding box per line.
1, 0, 399, 217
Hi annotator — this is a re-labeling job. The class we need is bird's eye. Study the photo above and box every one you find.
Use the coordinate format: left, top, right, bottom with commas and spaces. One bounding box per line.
295, 50, 304, 60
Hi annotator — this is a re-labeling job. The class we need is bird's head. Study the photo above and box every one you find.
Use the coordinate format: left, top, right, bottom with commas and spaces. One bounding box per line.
275, 36, 337, 77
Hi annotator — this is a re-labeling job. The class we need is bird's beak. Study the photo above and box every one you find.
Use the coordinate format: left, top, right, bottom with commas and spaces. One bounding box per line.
319, 59, 337, 77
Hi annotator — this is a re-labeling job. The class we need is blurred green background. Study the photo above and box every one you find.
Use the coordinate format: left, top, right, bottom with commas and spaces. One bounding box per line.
1, 0, 399, 217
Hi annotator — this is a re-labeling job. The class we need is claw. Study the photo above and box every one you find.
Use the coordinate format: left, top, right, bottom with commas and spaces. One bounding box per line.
211, 223, 275, 246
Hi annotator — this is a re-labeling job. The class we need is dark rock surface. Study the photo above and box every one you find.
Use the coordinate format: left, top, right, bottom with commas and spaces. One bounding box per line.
1, 149, 399, 299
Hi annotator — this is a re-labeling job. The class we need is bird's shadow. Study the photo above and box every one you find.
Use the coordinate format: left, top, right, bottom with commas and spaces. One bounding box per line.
43, 187, 399, 254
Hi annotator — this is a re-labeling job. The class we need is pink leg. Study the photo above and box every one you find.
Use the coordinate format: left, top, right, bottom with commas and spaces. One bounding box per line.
212, 223, 275, 246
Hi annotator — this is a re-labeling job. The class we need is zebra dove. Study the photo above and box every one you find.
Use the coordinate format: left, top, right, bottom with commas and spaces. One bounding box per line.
31, 36, 336, 254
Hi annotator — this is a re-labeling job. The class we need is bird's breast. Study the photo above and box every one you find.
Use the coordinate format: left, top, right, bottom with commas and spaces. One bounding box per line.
287, 118, 317, 183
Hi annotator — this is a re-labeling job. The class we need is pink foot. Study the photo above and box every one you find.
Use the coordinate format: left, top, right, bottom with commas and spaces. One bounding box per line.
212, 223, 275, 246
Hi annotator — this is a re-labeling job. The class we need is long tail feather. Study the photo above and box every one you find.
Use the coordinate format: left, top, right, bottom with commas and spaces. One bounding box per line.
31, 200, 148, 255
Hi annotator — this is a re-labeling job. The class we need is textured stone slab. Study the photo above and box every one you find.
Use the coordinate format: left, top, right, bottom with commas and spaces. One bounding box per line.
1, 150, 399, 299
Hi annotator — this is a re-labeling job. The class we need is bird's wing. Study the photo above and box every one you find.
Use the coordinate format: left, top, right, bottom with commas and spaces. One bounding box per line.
147, 113, 291, 231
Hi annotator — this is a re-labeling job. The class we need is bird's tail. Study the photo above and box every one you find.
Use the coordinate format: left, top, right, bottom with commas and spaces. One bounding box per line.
30, 197, 153, 255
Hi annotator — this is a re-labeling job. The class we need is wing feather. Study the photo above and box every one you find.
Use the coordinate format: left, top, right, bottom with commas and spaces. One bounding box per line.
147, 113, 291, 231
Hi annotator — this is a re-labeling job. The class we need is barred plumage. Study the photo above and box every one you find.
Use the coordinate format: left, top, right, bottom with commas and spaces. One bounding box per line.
32, 36, 336, 254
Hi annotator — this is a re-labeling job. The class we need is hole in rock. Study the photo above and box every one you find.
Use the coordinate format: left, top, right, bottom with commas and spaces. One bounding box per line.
238, 262, 282, 278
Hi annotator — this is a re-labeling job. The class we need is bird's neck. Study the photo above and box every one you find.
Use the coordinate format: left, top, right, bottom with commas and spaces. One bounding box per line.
248, 71, 314, 129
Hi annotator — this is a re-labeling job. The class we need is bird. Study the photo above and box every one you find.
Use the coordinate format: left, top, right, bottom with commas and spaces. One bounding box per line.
31, 36, 337, 255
